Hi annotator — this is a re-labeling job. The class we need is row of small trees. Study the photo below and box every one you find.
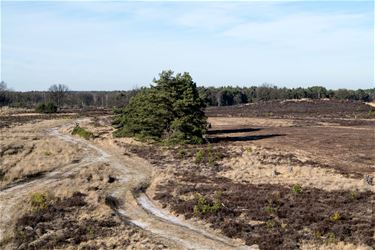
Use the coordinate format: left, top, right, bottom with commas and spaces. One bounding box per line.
1, 81, 374, 109
0, 82, 70, 109
200, 85, 375, 106
0, 83, 136, 109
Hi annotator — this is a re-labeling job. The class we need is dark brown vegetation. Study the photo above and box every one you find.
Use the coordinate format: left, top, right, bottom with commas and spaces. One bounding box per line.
113, 128, 375, 249
14, 192, 107, 249
12, 192, 167, 250
114, 139, 237, 170
206, 99, 375, 176
248, 125, 375, 176
150, 99, 375, 249
205, 99, 375, 119
0, 114, 77, 129
2, 99, 373, 249
154, 171, 375, 250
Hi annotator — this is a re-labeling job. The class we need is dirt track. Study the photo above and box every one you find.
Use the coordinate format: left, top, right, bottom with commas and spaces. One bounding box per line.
0, 118, 252, 249
0, 100, 374, 249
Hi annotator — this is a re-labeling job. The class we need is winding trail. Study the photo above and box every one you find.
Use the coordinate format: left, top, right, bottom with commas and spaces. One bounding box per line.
0, 120, 254, 249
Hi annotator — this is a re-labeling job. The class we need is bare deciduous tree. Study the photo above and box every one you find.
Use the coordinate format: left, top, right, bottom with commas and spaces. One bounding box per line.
0, 81, 7, 92
48, 84, 69, 108
0, 81, 10, 106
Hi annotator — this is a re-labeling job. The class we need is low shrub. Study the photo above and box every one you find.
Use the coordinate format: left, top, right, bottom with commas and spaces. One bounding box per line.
330, 211, 341, 222
325, 232, 337, 244
207, 145, 221, 166
194, 145, 223, 165
35, 102, 57, 114
264, 198, 279, 215
177, 148, 187, 159
193, 192, 221, 215
244, 147, 253, 153
30, 192, 48, 210
72, 125, 93, 140
266, 219, 276, 228
0, 169, 5, 180
194, 149, 205, 164
291, 184, 302, 195
349, 190, 359, 200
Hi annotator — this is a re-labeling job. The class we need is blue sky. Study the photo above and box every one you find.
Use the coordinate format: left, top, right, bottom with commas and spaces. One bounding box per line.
1, 1, 374, 91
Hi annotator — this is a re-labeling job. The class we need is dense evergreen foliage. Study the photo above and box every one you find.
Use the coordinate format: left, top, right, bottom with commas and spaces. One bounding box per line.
35, 102, 58, 113
113, 71, 207, 144
71, 125, 94, 140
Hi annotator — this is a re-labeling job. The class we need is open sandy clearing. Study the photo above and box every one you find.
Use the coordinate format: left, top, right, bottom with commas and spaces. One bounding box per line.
0, 118, 253, 249
1, 108, 373, 250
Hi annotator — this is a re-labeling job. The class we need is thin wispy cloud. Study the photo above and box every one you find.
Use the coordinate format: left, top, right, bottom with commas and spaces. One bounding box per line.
1, 1, 373, 91
223, 13, 370, 49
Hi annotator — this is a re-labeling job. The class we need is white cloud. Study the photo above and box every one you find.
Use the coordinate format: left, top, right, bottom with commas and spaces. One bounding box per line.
177, 7, 239, 31
1, 1, 373, 90
222, 13, 371, 51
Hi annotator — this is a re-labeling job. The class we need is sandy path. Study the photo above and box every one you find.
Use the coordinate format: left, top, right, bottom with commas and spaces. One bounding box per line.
0, 120, 253, 249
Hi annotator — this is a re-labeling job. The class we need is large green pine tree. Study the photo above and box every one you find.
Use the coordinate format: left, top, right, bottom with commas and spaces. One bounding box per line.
114, 70, 207, 144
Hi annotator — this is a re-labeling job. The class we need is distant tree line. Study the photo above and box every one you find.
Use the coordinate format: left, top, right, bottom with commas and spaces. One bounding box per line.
0, 81, 374, 108
0, 82, 138, 109
199, 85, 375, 106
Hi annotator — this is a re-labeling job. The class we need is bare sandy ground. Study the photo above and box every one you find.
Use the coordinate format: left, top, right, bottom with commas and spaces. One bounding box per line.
208, 117, 295, 127
220, 145, 373, 192
208, 116, 375, 192
1, 113, 373, 249
0, 117, 253, 249
0, 107, 31, 116
73, 118, 253, 249
0, 119, 85, 189
0, 119, 171, 249
87, 116, 374, 249
0, 118, 169, 249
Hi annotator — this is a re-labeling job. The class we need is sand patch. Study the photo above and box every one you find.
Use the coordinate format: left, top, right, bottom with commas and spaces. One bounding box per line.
0, 120, 85, 189
219, 146, 373, 192
208, 117, 295, 128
